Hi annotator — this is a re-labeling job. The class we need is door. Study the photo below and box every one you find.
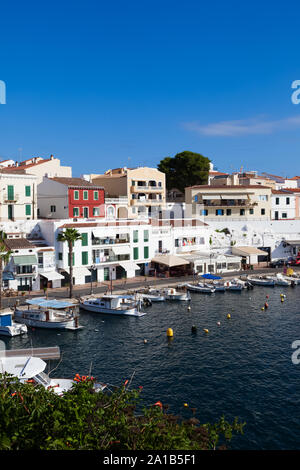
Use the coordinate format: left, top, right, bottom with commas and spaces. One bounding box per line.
104, 267, 110, 281
8, 205, 13, 220
275, 211, 279, 220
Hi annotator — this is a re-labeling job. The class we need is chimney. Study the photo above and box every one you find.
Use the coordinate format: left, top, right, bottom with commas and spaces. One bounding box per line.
50, 154, 54, 160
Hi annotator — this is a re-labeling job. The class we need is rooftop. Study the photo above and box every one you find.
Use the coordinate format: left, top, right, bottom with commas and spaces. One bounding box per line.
4, 238, 34, 250
50, 177, 104, 189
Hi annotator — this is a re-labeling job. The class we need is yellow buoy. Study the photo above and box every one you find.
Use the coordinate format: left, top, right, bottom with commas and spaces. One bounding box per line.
261, 307, 265, 311
203, 328, 209, 334
167, 328, 173, 337
184, 403, 189, 407
227, 314, 231, 319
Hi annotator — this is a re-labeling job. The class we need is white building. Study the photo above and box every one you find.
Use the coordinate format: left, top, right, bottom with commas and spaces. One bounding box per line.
271, 189, 296, 220
0, 172, 38, 221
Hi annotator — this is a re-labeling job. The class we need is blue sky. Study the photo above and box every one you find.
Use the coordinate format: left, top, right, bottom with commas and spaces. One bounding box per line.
1, 0, 300, 177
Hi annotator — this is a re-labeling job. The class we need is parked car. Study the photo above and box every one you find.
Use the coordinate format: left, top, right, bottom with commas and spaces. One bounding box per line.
269, 259, 286, 268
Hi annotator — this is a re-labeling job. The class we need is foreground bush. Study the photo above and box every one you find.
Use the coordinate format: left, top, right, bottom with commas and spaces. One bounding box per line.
0, 374, 245, 450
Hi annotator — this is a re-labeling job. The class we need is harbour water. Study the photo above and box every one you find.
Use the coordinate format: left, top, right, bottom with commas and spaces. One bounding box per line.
2, 286, 300, 449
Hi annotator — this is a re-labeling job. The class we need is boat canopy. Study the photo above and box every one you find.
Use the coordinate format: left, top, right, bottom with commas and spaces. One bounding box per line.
26, 297, 76, 309
201, 273, 222, 280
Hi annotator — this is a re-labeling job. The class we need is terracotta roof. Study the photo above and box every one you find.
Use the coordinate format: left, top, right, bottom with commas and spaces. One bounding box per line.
59, 220, 149, 229
186, 184, 272, 190
4, 238, 34, 250
271, 189, 294, 194
50, 177, 104, 189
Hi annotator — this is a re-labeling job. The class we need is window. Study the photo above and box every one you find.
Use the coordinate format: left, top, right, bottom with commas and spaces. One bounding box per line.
82, 251, 88, 265
216, 209, 224, 216
50, 205, 56, 213
133, 247, 139, 260
202, 209, 208, 216
81, 233, 88, 246
38, 254, 43, 266
175, 239, 179, 247
74, 190, 79, 200
73, 207, 79, 217
259, 195, 268, 201
83, 191, 88, 200
261, 208, 265, 215
94, 191, 99, 200
286, 197, 290, 205
240, 209, 245, 216
276, 197, 280, 205
133, 230, 138, 243
194, 195, 198, 202
144, 246, 149, 258
58, 252, 63, 261
249, 208, 254, 215
25, 186, 31, 197
282, 212, 287, 218
144, 230, 149, 242
7, 185, 14, 201
226, 209, 231, 216
93, 207, 100, 216
25, 204, 31, 216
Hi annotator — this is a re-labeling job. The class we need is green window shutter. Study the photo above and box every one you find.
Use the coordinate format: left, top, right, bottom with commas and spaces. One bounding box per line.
144, 246, 149, 258
73, 207, 79, 217
58, 252, 63, 260
25, 186, 31, 197
81, 233, 88, 246
133, 230, 138, 243
133, 247, 139, 260
82, 251, 88, 265
7, 185, 14, 200
83, 191, 88, 200
94, 191, 99, 200
144, 230, 149, 242
25, 204, 31, 216
74, 190, 79, 200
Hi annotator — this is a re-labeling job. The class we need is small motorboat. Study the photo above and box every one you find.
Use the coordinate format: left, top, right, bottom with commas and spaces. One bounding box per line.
185, 283, 215, 293
247, 277, 275, 287
224, 279, 243, 291
163, 288, 191, 301
80, 295, 147, 316
14, 297, 83, 330
266, 274, 291, 286
0, 310, 27, 337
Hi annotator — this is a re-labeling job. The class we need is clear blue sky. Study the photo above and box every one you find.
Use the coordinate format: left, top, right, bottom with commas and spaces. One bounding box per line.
1, 0, 300, 177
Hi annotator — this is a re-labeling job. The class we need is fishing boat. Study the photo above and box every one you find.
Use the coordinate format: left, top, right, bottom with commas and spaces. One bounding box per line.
247, 277, 275, 287
133, 289, 166, 302
0, 347, 106, 395
224, 279, 243, 291
14, 298, 82, 330
185, 283, 215, 293
0, 310, 27, 337
80, 295, 147, 316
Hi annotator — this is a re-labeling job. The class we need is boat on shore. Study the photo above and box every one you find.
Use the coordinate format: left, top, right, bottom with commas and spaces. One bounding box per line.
80, 294, 147, 316
14, 298, 82, 330
0, 310, 27, 337
0, 347, 106, 395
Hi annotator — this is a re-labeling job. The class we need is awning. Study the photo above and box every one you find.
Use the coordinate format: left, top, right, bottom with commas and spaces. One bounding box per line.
219, 195, 248, 199
2, 271, 14, 281
151, 255, 190, 267
12, 255, 38, 265
119, 261, 140, 271
40, 271, 64, 281
64, 267, 92, 277
232, 246, 267, 257
111, 245, 130, 255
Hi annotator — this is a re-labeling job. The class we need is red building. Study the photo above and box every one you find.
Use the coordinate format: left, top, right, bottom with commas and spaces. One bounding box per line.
38, 177, 105, 219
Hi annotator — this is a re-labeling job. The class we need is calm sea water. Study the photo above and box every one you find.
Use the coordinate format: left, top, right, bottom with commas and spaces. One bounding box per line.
3, 285, 300, 450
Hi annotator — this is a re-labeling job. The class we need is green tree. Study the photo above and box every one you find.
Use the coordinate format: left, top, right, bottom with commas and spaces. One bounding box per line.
158, 151, 211, 193
57, 228, 82, 298
0, 231, 12, 309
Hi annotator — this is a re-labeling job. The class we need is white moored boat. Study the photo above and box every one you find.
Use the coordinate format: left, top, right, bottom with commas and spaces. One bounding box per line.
163, 287, 191, 301
0, 347, 106, 395
14, 297, 82, 330
266, 274, 291, 286
80, 295, 147, 316
0, 310, 27, 337
186, 283, 215, 293
247, 277, 275, 287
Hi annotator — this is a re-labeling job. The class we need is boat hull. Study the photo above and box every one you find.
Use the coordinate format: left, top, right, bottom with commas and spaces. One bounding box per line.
80, 303, 146, 316
14, 312, 81, 330
0, 324, 27, 337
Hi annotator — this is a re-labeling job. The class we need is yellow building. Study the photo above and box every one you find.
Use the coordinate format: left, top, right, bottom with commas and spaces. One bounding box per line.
91, 167, 166, 218
185, 184, 272, 220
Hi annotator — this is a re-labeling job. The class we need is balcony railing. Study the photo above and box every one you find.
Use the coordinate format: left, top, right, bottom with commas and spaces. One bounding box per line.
3, 193, 19, 203
201, 200, 257, 207
92, 254, 130, 264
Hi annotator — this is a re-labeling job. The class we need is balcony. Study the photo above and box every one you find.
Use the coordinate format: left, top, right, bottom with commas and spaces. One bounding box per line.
131, 185, 163, 193
201, 200, 257, 207
15, 266, 37, 276
92, 236, 130, 246
3, 193, 19, 203
92, 253, 130, 264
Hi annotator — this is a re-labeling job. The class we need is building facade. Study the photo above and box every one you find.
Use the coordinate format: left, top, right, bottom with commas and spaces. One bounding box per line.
0, 172, 38, 221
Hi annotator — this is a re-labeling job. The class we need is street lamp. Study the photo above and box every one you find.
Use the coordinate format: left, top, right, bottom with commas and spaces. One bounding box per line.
90, 264, 96, 294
